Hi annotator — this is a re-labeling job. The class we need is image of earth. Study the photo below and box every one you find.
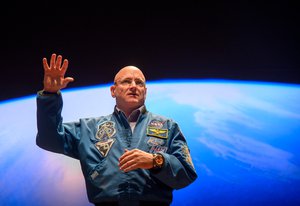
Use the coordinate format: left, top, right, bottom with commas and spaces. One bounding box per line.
0, 80, 299, 206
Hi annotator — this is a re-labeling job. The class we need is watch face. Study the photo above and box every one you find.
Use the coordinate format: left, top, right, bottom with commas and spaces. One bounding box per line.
155, 154, 164, 166
156, 156, 163, 164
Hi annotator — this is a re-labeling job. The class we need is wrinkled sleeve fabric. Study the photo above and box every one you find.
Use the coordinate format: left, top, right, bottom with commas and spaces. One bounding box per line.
151, 121, 198, 189
36, 91, 80, 159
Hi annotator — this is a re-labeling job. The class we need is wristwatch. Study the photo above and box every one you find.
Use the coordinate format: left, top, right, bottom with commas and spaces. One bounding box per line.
152, 153, 164, 169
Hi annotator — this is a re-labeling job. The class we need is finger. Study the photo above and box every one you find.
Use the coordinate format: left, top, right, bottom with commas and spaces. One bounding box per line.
119, 154, 130, 166
120, 159, 137, 172
122, 164, 137, 172
61, 59, 69, 75
43, 58, 49, 71
119, 149, 134, 163
50, 53, 56, 69
119, 149, 129, 162
62, 77, 74, 88
119, 152, 135, 167
55, 55, 62, 70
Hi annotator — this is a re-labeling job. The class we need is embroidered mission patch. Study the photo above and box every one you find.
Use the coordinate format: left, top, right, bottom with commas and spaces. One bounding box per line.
95, 121, 116, 157
148, 120, 164, 129
95, 139, 115, 157
147, 137, 168, 153
147, 127, 168, 139
96, 121, 116, 141
182, 144, 195, 169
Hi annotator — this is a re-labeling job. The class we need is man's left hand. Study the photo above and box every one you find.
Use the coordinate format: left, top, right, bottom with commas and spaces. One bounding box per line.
119, 149, 153, 172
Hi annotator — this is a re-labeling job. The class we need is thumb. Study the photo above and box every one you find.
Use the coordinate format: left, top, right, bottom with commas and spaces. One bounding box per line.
62, 77, 74, 88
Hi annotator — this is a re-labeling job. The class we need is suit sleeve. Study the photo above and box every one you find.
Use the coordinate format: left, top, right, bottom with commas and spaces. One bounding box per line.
35, 91, 80, 159
151, 121, 198, 189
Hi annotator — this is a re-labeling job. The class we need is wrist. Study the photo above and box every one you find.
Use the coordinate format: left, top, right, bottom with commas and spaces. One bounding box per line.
42, 90, 58, 94
38, 90, 60, 96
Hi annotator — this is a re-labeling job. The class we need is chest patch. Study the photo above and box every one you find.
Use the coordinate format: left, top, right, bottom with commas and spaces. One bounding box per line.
96, 121, 116, 141
95, 121, 116, 157
95, 139, 115, 157
147, 137, 167, 153
147, 127, 168, 139
148, 120, 164, 129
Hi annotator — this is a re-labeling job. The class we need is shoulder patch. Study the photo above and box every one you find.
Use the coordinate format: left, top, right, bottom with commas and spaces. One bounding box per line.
182, 144, 195, 169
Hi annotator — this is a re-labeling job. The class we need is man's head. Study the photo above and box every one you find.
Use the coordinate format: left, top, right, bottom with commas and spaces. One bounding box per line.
110, 66, 147, 116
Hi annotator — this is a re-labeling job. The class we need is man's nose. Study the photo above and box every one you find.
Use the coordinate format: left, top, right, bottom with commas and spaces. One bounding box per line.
129, 81, 137, 87
128, 82, 137, 91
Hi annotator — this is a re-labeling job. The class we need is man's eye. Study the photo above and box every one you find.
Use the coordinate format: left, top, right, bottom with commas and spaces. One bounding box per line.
135, 81, 145, 86
121, 80, 131, 85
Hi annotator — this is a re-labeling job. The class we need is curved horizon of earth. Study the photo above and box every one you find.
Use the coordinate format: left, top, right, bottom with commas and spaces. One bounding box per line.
0, 79, 299, 206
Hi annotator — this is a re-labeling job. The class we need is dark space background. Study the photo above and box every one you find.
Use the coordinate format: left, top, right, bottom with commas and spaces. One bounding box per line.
1, 1, 299, 101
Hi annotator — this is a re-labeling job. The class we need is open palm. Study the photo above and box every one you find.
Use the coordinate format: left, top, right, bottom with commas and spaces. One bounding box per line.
43, 53, 74, 92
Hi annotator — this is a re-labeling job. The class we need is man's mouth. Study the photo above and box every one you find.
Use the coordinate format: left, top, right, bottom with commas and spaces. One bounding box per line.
127, 93, 138, 97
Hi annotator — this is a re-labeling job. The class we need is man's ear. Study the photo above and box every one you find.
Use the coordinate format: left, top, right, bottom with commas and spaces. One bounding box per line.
110, 85, 116, 98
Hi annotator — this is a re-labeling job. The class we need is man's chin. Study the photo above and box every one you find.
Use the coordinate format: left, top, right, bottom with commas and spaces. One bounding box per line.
126, 100, 143, 107
126, 97, 140, 102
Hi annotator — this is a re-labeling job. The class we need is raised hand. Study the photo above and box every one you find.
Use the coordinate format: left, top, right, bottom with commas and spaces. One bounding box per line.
43, 53, 74, 93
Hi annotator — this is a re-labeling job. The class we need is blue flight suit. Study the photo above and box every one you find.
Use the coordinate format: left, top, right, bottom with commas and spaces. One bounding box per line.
36, 91, 197, 205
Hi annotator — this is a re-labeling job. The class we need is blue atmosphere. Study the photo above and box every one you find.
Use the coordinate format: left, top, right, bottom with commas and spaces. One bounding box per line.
0, 80, 299, 206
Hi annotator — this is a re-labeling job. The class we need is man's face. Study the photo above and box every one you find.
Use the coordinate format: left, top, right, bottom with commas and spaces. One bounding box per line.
111, 67, 147, 111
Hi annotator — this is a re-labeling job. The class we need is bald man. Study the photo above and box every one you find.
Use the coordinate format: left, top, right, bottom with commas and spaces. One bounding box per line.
36, 54, 197, 206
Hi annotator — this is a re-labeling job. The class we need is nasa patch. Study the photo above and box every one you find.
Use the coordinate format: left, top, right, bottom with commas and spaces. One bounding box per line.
148, 120, 164, 129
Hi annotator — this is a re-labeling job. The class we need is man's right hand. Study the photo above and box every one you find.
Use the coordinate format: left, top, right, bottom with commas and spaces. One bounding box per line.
43, 53, 74, 93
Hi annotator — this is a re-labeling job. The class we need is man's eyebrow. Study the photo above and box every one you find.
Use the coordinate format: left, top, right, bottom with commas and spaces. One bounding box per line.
120, 77, 144, 81
120, 77, 132, 81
